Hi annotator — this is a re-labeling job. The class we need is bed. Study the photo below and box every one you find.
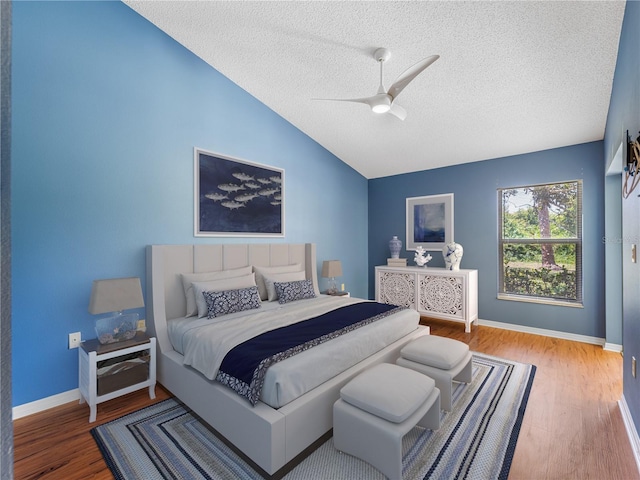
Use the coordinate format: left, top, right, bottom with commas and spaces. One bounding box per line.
146, 243, 428, 477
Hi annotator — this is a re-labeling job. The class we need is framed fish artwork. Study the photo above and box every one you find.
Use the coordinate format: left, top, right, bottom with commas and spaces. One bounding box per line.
194, 148, 284, 237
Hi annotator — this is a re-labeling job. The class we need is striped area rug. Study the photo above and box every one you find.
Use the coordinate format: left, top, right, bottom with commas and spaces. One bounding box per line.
92, 352, 535, 480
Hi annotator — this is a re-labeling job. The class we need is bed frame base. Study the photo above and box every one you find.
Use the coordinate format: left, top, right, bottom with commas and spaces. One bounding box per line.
146, 243, 428, 475
157, 326, 428, 475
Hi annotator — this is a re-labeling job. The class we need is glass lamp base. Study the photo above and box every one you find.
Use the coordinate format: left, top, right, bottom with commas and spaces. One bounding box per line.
95, 312, 138, 344
327, 277, 338, 294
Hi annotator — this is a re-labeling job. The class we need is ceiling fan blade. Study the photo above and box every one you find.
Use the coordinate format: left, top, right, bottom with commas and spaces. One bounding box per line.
387, 55, 439, 100
314, 93, 392, 113
313, 96, 377, 107
388, 103, 407, 121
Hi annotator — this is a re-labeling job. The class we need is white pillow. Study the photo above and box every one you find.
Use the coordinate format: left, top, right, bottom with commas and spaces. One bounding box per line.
264, 271, 306, 301
253, 264, 302, 300
191, 273, 257, 318
181, 266, 252, 317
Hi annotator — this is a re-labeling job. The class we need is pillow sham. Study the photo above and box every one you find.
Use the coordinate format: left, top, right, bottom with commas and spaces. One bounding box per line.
203, 286, 262, 319
181, 266, 252, 317
263, 271, 307, 301
274, 279, 317, 304
253, 264, 302, 300
191, 273, 256, 318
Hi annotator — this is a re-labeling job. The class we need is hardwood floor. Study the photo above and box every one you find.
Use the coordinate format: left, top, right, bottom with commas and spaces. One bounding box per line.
12, 320, 640, 479
13, 385, 172, 480
425, 318, 639, 480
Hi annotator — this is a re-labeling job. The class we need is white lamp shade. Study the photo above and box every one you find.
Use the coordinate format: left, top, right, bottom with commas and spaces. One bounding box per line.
88, 277, 144, 315
321, 260, 343, 278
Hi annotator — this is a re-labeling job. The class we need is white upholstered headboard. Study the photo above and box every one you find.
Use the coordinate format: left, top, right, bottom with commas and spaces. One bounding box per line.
146, 243, 318, 353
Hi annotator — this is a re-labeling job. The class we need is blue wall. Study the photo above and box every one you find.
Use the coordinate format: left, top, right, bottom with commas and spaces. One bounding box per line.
11, 1, 368, 406
10, 0, 620, 410
604, 1, 640, 437
604, 173, 623, 347
369, 142, 606, 338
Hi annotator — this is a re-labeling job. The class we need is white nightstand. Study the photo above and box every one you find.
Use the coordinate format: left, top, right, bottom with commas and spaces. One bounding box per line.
78, 332, 156, 422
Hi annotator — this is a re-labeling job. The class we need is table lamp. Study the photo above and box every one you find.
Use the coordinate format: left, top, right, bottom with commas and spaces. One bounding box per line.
89, 277, 144, 344
321, 260, 343, 295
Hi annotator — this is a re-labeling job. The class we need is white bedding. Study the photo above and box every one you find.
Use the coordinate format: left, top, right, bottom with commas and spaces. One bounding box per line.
167, 295, 419, 408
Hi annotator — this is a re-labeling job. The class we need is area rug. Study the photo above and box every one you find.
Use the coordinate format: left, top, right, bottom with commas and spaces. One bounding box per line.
92, 352, 535, 480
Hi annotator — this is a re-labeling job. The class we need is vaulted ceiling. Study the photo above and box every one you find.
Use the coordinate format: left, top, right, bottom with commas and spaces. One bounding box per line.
124, 1, 626, 179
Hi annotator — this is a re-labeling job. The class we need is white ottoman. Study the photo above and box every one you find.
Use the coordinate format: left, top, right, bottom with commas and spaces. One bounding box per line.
396, 335, 473, 411
333, 363, 440, 480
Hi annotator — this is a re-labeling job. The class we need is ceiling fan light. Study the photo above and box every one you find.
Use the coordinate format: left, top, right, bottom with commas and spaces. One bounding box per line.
372, 103, 391, 113
371, 95, 391, 113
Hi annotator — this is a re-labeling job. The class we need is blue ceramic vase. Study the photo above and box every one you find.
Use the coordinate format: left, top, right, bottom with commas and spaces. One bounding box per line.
389, 236, 402, 259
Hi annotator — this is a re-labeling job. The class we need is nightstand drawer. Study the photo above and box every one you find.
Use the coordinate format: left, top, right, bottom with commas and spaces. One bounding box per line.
97, 351, 150, 396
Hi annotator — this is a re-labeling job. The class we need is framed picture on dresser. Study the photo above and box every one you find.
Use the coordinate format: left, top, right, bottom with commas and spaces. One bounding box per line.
406, 193, 453, 251
194, 148, 284, 237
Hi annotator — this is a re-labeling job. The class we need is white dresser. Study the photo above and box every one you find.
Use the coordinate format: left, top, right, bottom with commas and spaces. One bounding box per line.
375, 266, 478, 332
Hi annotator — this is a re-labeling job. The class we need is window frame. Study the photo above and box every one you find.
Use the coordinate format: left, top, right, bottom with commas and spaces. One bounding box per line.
497, 180, 583, 307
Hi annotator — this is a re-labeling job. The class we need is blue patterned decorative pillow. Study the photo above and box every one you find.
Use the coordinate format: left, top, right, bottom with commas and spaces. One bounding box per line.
203, 286, 262, 318
274, 279, 316, 304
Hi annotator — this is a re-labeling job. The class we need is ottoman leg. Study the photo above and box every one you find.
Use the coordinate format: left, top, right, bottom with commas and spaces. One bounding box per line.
453, 352, 473, 384
417, 388, 441, 431
436, 372, 453, 412
334, 399, 403, 480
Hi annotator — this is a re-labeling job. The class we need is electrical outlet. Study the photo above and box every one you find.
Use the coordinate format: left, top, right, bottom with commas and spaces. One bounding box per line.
137, 319, 146, 331
68, 332, 81, 349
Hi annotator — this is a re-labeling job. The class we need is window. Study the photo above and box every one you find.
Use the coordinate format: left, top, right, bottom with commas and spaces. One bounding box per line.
498, 180, 582, 306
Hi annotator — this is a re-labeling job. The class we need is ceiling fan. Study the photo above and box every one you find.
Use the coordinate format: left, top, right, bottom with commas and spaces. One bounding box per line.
317, 48, 439, 121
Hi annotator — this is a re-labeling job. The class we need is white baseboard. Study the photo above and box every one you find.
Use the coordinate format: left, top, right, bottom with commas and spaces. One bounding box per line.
12, 388, 80, 420
604, 342, 624, 353
619, 395, 640, 475
477, 318, 607, 347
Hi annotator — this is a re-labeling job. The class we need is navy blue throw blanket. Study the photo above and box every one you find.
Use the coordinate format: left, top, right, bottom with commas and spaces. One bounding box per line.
216, 302, 403, 405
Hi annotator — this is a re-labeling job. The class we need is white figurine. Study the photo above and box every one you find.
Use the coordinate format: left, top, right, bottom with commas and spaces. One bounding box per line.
414, 246, 433, 267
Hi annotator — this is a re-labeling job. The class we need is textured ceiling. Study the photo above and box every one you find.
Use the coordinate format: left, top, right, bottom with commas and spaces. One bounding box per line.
124, 1, 625, 179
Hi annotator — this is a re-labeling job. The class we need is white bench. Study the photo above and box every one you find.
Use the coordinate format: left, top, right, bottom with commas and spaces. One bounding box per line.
396, 335, 472, 411
333, 363, 440, 480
